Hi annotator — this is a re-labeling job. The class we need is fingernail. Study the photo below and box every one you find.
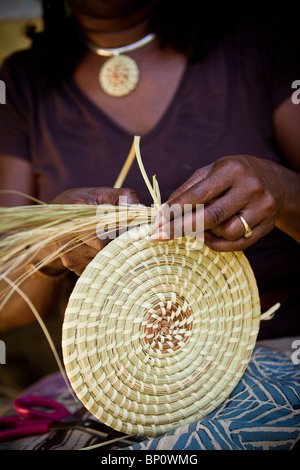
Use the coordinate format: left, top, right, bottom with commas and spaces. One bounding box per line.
154, 214, 168, 229
150, 230, 169, 241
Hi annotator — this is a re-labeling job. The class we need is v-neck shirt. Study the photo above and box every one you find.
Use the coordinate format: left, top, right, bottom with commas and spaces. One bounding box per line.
0, 17, 299, 339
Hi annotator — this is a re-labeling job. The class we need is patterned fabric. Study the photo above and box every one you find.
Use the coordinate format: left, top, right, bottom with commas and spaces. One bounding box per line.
129, 347, 300, 450
0, 347, 299, 450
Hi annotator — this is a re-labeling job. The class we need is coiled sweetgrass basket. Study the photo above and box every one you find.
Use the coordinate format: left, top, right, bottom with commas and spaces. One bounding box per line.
62, 223, 261, 437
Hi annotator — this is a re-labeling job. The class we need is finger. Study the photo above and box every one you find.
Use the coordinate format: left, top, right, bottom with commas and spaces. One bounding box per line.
164, 164, 213, 203
210, 212, 257, 241
83, 234, 109, 251
152, 208, 257, 243
119, 188, 140, 205
203, 188, 251, 231
59, 234, 104, 253
59, 239, 101, 276
204, 216, 275, 252
54, 187, 140, 206
151, 206, 204, 240
152, 187, 250, 240
151, 166, 212, 235
60, 254, 89, 276
61, 252, 95, 276
104, 187, 140, 206
204, 228, 261, 252
167, 166, 233, 208
156, 168, 233, 229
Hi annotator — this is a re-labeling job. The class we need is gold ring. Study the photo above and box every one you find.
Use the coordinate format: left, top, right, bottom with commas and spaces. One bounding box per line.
238, 215, 253, 238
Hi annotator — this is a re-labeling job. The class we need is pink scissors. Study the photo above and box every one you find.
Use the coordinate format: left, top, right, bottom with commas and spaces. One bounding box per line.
0, 395, 141, 446
0, 395, 72, 442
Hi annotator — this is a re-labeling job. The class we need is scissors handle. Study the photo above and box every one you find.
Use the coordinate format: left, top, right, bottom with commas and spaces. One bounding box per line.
0, 415, 51, 442
14, 395, 70, 421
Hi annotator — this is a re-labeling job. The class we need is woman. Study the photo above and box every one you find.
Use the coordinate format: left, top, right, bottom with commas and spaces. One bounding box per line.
0, 0, 299, 342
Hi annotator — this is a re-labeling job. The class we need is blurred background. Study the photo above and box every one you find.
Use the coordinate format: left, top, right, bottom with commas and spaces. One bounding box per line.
0, 0, 42, 65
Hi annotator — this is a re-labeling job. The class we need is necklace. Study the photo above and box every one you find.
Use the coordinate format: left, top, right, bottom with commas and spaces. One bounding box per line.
85, 33, 156, 97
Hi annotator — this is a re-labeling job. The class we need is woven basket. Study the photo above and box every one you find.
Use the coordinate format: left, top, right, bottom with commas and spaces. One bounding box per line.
62, 224, 261, 436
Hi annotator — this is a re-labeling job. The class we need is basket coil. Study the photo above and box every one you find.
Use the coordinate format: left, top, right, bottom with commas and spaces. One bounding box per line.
62, 224, 261, 436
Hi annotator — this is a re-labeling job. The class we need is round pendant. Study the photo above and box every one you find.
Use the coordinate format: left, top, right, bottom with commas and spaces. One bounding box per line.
99, 54, 139, 97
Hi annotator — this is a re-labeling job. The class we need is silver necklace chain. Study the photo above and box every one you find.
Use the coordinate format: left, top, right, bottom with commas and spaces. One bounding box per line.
85, 32, 156, 57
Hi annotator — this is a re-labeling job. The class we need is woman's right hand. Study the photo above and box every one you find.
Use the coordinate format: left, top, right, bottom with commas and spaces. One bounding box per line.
49, 186, 140, 276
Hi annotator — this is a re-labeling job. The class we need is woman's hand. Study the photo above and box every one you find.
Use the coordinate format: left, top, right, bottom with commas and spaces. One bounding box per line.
152, 155, 300, 251
50, 186, 139, 276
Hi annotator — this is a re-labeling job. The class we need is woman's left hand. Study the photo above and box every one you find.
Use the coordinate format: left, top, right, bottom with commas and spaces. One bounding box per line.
151, 155, 292, 251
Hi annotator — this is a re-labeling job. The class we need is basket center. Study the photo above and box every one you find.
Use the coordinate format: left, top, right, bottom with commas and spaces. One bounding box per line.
143, 300, 193, 353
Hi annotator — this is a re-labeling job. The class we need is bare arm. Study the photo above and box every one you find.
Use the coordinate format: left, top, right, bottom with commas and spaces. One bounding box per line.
272, 96, 300, 240
0, 154, 35, 206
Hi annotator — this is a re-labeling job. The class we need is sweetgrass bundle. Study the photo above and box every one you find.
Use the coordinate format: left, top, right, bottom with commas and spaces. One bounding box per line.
0, 202, 157, 282
0, 137, 159, 284
0, 137, 278, 437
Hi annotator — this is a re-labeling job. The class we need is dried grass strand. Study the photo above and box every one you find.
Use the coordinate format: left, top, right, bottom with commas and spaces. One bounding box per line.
114, 141, 136, 189
2, 274, 77, 401
0, 203, 158, 281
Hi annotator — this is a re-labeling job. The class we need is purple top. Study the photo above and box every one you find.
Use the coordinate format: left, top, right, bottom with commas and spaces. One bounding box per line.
0, 19, 299, 339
